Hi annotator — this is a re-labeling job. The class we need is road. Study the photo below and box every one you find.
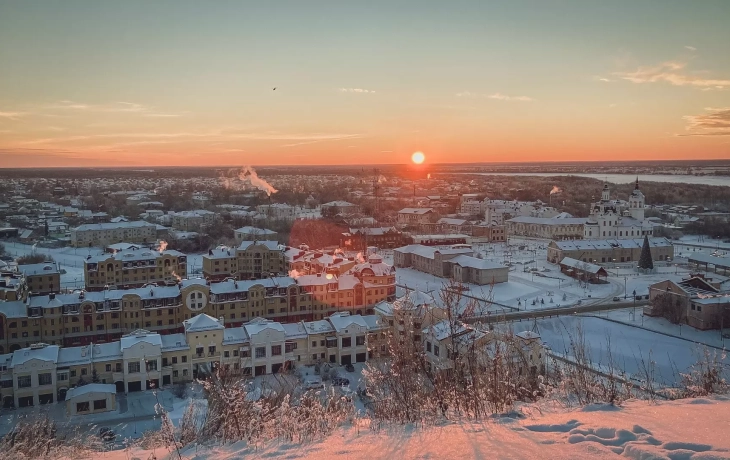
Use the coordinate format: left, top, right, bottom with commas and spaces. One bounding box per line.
462, 298, 649, 324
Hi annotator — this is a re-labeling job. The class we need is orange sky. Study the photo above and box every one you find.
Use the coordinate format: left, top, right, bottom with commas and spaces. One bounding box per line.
1, 2, 729, 167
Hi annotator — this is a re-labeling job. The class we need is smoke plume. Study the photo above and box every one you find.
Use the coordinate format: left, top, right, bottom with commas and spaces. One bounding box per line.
224, 166, 278, 196
549, 186, 562, 195
158, 240, 168, 253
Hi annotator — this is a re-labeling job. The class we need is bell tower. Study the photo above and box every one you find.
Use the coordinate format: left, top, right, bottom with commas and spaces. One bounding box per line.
629, 177, 645, 221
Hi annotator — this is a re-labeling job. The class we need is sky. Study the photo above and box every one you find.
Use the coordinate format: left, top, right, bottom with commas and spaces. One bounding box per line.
1, 0, 729, 168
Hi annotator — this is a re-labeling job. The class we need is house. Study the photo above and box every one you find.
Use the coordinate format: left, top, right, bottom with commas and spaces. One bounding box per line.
449, 255, 509, 285
234, 226, 278, 242
506, 216, 586, 240
645, 277, 730, 330
321, 201, 360, 217
558, 257, 608, 283
397, 208, 436, 226
71, 221, 157, 248
18, 263, 61, 295
547, 238, 674, 265
341, 227, 406, 250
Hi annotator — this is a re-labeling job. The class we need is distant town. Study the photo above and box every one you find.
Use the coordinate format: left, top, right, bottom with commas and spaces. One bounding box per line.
0, 162, 729, 449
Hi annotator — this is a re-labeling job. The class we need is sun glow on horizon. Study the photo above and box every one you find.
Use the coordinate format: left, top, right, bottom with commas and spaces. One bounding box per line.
411, 151, 425, 164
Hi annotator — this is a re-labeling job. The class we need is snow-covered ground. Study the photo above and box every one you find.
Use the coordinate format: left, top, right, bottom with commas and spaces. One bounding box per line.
509, 315, 730, 385
101, 397, 730, 460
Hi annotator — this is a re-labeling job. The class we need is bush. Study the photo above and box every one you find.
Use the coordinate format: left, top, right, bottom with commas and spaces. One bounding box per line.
172, 382, 188, 399
16, 253, 54, 265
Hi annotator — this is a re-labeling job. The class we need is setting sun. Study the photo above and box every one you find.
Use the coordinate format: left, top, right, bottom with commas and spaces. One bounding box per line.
411, 151, 425, 164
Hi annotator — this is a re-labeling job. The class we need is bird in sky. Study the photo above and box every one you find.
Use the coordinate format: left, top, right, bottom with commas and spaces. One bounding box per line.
273, 87, 277, 91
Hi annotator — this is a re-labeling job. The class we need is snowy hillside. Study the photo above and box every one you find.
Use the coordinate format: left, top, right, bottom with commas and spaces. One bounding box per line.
103, 398, 730, 460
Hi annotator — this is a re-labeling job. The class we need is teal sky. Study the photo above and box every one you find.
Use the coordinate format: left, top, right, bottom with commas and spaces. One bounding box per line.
1, 1, 729, 167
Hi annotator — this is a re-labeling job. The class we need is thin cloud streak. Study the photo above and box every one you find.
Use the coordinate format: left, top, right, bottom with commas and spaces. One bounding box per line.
45, 100, 189, 117
615, 61, 730, 88
456, 91, 534, 102
677, 107, 730, 137
338, 88, 375, 94
0, 111, 27, 120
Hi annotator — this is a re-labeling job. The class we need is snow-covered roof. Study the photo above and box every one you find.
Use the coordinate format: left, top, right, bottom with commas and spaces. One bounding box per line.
238, 240, 281, 251
180, 278, 207, 289
235, 226, 276, 235
438, 218, 469, 226
302, 319, 335, 335
322, 201, 358, 207
222, 327, 248, 345
10, 344, 60, 367
282, 322, 308, 339
558, 257, 605, 275
120, 330, 163, 350
66, 383, 117, 399
92, 342, 123, 362
243, 318, 285, 336
86, 248, 184, 263
209, 277, 295, 294
0, 301, 29, 318
553, 237, 672, 251
74, 220, 155, 231
183, 314, 224, 332
58, 346, 92, 367
507, 216, 587, 225
161, 333, 190, 351
449, 255, 506, 271
18, 263, 59, 276
328, 312, 368, 332
399, 207, 434, 214
394, 244, 473, 260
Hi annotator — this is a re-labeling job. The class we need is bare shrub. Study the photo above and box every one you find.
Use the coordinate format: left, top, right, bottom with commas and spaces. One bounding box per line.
0, 415, 102, 460
676, 348, 729, 398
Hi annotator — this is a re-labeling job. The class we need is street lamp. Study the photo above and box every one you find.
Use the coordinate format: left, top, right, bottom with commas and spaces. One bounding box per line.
624, 276, 627, 299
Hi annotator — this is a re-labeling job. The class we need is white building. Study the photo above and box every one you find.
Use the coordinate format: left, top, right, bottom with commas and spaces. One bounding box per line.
171, 210, 218, 232
584, 179, 654, 240
71, 221, 157, 248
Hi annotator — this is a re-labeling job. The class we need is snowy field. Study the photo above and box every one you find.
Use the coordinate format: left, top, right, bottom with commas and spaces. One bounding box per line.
103, 397, 730, 460
509, 315, 730, 386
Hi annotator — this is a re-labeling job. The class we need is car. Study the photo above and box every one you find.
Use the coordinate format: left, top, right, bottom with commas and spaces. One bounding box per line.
0, 256, 13, 262
337, 386, 355, 401
612, 296, 620, 301
99, 427, 116, 442
302, 375, 324, 390
331, 376, 350, 386
344, 363, 355, 373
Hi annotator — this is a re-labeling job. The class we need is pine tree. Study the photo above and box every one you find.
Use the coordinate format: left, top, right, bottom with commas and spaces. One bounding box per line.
91, 368, 100, 383
638, 235, 654, 270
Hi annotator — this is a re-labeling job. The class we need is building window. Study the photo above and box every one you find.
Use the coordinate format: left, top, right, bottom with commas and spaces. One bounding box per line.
341, 337, 352, 348
271, 345, 282, 356
17, 375, 32, 388
182, 356, 187, 363
93, 399, 107, 410
426, 341, 432, 352
77, 402, 90, 412
146, 360, 158, 371
81, 368, 87, 376
255, 347, 266, 358
434, 345, 440, 357
356, 336, 365, 346
106, 364, 112, 372
128, 362, 140, 374
38, 373, 52, 385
